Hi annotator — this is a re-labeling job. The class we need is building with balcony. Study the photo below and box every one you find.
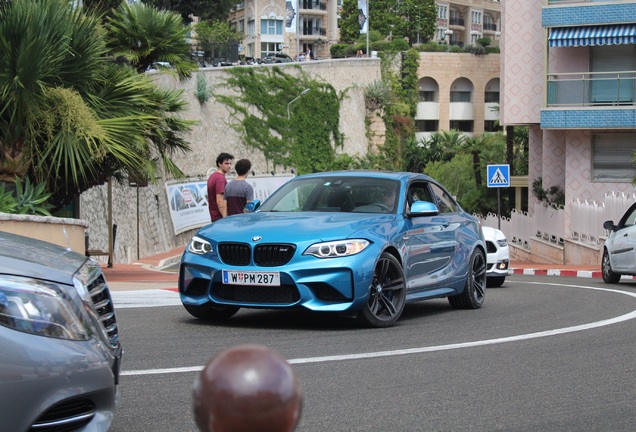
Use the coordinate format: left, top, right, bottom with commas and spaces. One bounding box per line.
434, 0, 502, 48
415, 52, 501, 140
228, 1, 501, 60
501, 0, 636, 265
228, 0, 337, 60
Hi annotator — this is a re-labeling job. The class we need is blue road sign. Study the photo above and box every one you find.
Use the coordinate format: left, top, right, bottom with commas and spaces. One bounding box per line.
487, 164, 510, 188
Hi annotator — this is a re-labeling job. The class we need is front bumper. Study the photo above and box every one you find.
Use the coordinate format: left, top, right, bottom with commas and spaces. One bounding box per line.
179, 249, 379, 312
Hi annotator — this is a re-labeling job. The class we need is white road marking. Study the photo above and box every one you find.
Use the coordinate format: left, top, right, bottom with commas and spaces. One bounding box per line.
120, 282, 636, 377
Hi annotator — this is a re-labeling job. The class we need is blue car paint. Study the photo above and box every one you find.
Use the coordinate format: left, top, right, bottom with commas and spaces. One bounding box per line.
179, 171, 485, 321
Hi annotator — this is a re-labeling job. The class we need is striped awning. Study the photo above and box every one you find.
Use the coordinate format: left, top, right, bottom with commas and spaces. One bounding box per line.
549, 24, 636, 48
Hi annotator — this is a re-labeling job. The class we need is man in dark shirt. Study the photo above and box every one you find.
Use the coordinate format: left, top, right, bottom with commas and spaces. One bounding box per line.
225, 159, 254, 216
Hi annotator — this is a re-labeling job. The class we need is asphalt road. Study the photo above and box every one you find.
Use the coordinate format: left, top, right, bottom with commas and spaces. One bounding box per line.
109, 275, 636, 432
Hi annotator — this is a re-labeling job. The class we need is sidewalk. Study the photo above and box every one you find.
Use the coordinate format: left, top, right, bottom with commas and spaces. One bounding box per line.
101, 246, 608, 291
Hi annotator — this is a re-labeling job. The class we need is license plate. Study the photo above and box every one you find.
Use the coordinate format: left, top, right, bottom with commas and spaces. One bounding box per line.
222, 270, 281, 286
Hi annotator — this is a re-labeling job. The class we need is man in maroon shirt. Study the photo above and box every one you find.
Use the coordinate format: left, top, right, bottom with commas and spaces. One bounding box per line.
207, 153, 234, 222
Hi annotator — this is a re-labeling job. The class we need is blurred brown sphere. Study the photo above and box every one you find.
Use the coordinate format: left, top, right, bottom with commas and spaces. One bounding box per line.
192, 344, 303, 432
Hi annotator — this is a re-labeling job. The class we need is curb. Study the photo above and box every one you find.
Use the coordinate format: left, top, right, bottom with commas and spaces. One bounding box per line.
510, 268, 635, 280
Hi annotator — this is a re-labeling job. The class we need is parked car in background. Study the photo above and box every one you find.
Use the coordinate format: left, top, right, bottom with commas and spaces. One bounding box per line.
262, 53, 293, 63
179, 171, 487, 328
602, 201, 636, 283
0, 232, 122, 432
482, 226, 510, 287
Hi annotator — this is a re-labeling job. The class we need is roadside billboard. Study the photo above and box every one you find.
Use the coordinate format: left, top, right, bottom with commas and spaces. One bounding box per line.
165, 174, 294, 235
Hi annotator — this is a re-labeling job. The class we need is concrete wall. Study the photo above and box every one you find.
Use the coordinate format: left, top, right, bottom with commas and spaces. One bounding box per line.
80, 59, 381, 263
0, 214, 87, 254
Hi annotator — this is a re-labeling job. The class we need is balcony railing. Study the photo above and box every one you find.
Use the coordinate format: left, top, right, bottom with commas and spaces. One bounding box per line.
483, 22, 498, 31
449, 18, 464, 26
546, 71, 636, 107
301, 1, 327, 10
302, 27, 326, 36
548, 0, 622, 4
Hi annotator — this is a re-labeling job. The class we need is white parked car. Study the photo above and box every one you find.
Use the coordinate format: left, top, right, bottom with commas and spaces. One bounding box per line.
602, 202, 636, 283
482, 226, 510, 287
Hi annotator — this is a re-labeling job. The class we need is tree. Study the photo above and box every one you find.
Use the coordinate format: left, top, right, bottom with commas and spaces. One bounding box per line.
0, 0, 194, 208
339, 0, 362, 44
105, 2, 199, 80
370, 0, 437, 45
194, 20, 243, 60
142, 0, 236, 22
393, 0, 437, 46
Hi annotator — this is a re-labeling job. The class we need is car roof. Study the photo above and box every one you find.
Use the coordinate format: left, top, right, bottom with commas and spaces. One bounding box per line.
293, 170, 435, 183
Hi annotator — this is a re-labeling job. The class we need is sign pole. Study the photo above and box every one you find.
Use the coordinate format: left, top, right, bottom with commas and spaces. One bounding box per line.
487, 164, 510, 231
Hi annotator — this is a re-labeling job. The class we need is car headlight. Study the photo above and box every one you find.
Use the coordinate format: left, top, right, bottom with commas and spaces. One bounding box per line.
0, 276, 92, 341
497, 239, 508, 247
304, 239, 370, 258
188, 235, 213, 255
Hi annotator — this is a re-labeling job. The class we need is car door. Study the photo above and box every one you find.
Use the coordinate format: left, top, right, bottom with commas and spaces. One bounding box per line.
607, 203, 636, 271
403, 181, 456, 292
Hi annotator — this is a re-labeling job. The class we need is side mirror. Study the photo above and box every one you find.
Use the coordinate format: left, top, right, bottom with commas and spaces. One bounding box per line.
244, 200, 261, 213
410, 200, 439, 217
603, 220, 617, 231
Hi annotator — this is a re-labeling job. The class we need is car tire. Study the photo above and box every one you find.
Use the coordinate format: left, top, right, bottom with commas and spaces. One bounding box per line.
486, 276, 505, 288
359, 252, 406, 328
184, 302, 240, 321
448, 248, 486, 309
602, 249, 621, 284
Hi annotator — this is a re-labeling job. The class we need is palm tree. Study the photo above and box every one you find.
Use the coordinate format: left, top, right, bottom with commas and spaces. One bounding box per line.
105, 2, 199, 80
0, 0, 194, 207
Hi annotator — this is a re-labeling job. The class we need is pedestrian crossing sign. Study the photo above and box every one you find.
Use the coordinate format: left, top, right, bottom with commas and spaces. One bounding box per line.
487, 164, 510, 188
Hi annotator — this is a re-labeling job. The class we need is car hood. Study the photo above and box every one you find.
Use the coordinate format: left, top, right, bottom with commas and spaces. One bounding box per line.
197, 212, 396, 244
0, 231, 85, 284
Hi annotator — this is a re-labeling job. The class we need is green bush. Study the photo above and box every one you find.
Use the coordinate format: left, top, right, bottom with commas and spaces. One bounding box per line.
371, 40, 392, 52
464, 44, 486, 55
0, 178, 53, 216
330, 43, 349, 58
391, 38, 410, 51
418, 42, 446, 52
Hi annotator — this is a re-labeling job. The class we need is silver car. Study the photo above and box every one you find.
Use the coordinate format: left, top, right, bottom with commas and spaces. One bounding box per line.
602, 202, 636, 283
0, 231, 122, 431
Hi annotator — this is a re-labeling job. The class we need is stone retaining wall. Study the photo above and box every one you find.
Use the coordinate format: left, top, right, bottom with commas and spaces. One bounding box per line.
0, 214, 87, 254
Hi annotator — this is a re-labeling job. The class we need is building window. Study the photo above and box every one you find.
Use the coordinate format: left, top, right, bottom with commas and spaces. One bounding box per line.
261, 19, 283, 35
450, 91, 471, 102
248, 20, 255, 38
593, 134, 636, 181
437, 4, 447, 19
484, 121, 501, 132
485, 91, 499, 103
472, 10, 482, 25
449, 121, 473, 132
238, 20, 245, 33
416, 120, 438, 132
418, 91, 436, 102
261, 42, 283, 58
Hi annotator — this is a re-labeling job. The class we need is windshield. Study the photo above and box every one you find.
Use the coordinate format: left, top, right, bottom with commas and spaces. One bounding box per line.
258, 176, 400, 214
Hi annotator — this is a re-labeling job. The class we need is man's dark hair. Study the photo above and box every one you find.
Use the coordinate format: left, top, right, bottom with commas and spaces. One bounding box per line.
235, 159, 252, 176
216, 152, 234, 167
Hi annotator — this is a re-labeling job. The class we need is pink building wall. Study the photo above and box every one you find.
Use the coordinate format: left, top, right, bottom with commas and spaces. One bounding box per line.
501, 0, 544, 126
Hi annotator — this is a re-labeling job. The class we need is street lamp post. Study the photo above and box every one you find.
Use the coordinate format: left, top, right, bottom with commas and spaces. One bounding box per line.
287, 88, 310, 120
444, 29, 453, 52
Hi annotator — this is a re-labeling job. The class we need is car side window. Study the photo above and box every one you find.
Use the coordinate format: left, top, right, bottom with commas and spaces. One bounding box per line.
407, 182, 434, 206
429, 183, 459, 214
621, 208, 636, 228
